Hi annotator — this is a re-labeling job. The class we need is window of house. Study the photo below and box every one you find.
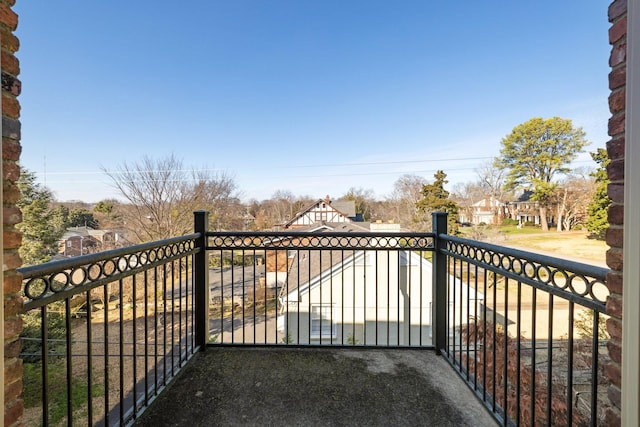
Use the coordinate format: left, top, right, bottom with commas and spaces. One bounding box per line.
310, 304, 336, 338
314, 211, 328, 221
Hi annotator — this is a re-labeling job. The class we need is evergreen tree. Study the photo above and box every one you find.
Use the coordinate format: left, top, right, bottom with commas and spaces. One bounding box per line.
416, 170, 460, 233
585, 148, 611, 239
495, 117, 589, 231
68, 208, 98, 228
51, 205, 99, 229
16, 170, 65, 265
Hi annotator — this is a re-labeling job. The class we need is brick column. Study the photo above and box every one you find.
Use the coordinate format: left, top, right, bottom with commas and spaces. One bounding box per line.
604, 0, 626, 425
1, 0, 23, 426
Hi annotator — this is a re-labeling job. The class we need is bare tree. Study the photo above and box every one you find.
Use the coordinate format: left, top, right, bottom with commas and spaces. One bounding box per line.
451, 181, 484, 224
385, 174, 428, 230
339, 187, 375, 221
247, 191, 314, 230
104, 155, 240, 242
553, 169, 595, 231
475, 161, 510, 201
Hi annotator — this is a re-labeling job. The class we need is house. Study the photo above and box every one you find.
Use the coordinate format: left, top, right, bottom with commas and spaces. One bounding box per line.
59, 227, 117, 257
276, 225, 483, 346
282, 196, 360, 229
459, 197, 508, 226
264, 221, 371, 289
507, 190, 555, 226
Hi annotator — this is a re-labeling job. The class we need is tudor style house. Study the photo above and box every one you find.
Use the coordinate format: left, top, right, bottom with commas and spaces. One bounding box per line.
281, 196, 360, 229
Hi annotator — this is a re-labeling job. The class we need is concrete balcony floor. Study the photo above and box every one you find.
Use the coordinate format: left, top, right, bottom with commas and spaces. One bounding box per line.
134, 347, 497, 426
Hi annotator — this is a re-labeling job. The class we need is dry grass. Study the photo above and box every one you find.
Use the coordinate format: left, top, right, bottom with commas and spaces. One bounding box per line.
503, 231, 607, 264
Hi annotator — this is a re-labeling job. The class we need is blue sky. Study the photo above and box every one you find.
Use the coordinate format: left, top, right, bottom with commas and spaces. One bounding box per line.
15, 1, 611, 203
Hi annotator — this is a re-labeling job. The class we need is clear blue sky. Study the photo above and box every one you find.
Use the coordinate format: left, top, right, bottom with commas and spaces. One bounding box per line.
15, 1, 611, 203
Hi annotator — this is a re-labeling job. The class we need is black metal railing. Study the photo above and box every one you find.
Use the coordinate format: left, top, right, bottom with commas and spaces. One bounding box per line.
202, 224, 436, 347
432, 212, 610, 426
18, 211, 610, 426
19, 234, 200, 426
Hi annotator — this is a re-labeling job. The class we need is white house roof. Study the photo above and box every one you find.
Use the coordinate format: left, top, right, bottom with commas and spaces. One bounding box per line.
281, 249, 485, 302
471, 197, 503, 208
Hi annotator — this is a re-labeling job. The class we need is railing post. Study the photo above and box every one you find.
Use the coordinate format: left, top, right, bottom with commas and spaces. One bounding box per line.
194, 210, 210, 349
432, 211, 448, 353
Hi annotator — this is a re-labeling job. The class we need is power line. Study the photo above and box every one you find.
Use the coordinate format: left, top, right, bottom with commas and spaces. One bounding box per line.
32, 155, 497, 177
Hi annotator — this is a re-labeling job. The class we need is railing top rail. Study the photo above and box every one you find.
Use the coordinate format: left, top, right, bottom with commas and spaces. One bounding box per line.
18, 233, 200, 279
19, 233, 200, 310
440, 234, 609, 281
440, 233, 609, 309
206, 230, 435, 238
205, 230, 436, 251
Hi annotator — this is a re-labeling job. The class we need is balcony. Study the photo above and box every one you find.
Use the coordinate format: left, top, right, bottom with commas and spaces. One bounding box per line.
18, 212, 610, 426
134, 347, 496, 426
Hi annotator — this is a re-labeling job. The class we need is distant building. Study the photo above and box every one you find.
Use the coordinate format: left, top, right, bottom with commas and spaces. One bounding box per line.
59, 227, 117, 257
506, 191, 554, 226
282, 196, 361, 229
458, 197, 508, 226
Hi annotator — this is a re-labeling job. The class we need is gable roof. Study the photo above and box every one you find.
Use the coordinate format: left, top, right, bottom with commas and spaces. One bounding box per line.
330, 200, 356, 217
280, 249, 357, 299
513, 190, 534, 203
61, 226, 114, 241
283, 198, 356, 228
280, 249, 436, 301
471, 197, 504, 208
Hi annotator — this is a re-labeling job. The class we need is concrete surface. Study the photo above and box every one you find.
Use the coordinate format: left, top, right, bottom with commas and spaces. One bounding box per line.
134, 347, 497, 427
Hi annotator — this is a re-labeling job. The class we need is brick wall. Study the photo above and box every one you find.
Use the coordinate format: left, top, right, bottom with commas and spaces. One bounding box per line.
1, 0, 23, 426
605, 0, 626, 425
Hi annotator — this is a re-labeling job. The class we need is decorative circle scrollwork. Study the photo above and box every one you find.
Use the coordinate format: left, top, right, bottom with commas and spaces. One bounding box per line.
70, 267, 87, 286
103, 259, 117, 276
50, 272, 70, 292
88, 263, 102, 281
551, 270, 569, 289
568, 275, 589, 296
445, 239, 608, 305
24, 278, 49, 300
512, 259, 523, 275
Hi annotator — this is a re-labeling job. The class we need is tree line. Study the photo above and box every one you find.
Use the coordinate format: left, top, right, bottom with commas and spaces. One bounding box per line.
18, 116, 610, 265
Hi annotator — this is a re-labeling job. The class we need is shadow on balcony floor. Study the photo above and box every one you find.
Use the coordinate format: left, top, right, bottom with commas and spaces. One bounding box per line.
134, 347, 497, 427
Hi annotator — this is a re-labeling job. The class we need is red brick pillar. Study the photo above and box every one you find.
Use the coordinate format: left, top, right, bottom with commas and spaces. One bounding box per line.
1, 0, 23, 426
604, 0, 626, 425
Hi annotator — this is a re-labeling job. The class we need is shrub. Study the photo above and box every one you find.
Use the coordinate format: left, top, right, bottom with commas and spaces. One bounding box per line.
460, 321, 583, 425
502, 218, 519, 226
21, 307, 68, 363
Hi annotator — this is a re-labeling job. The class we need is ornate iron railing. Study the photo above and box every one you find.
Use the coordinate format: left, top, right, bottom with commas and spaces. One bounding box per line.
432, 213, 610, 426
203, 228, 436, 347
17, 211, 610, 426
18, 234, 200, 426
